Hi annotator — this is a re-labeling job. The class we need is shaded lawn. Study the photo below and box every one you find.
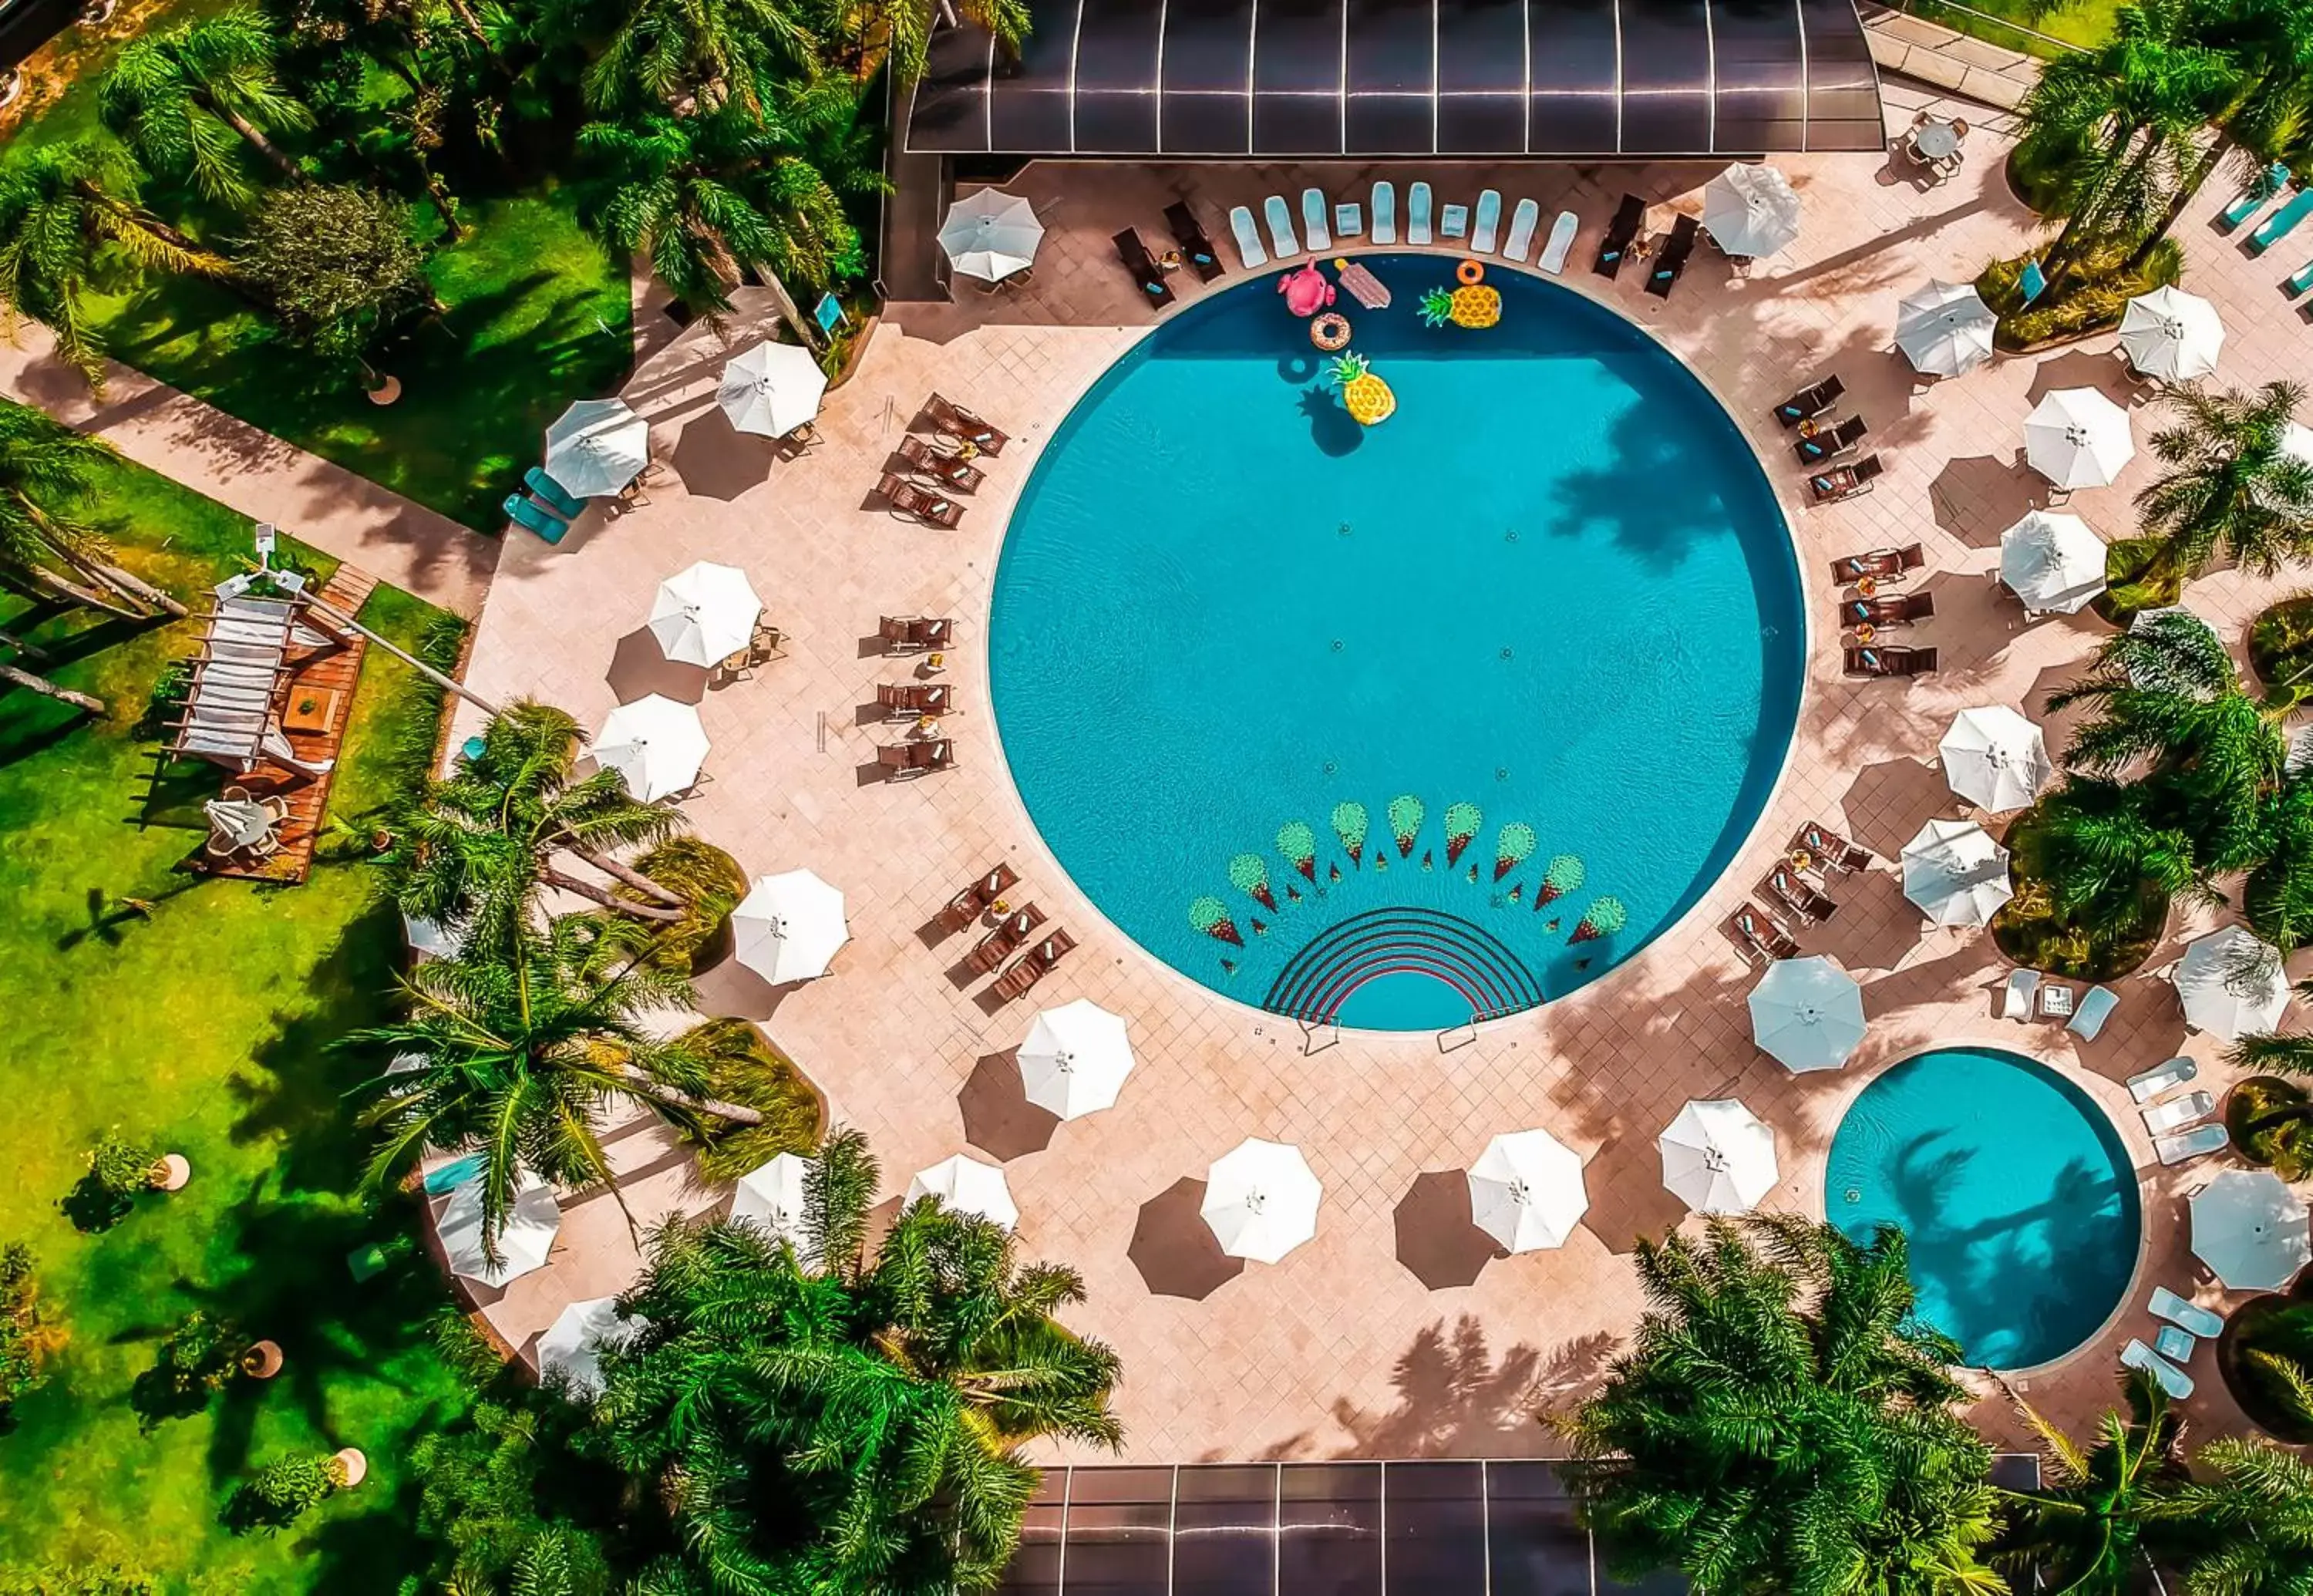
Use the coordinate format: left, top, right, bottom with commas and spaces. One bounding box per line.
1911, 0, 2122, 55
0, 419, 470, 1590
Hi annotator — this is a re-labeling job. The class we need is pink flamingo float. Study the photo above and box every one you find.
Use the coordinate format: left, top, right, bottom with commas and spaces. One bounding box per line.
1278, 263, 1335, 318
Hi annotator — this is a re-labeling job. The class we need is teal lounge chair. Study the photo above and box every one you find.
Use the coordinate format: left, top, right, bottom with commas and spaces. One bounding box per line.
2220, 163, 2291, 231
2150, 1286, 2225, 1340
2247, 186, 2313, 254
2288, 257, 2313, 296
525, 466, 586, 518
504, 493, 568, 544
2068, 984, 2118, 1039
2121, 1337, 2194, 1400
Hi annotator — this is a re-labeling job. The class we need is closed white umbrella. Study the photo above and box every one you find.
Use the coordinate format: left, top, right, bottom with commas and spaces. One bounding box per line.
1746, 956, 1867, 1073
439, 1168, 560, 1287
2000, 510, 2108, 614
1701, 163, 1802, 258
648, 561, 762, 667
731, 1151, 813, 1252
1018, 998, 1134, 1120
204, 796, 272, 848
1201, 1138, 1321, 1264
2025, 387, 2135, 490
1939, 706, 2052, 813
2176, 924, 2290, 1039
718, 342, 828, 439
2119, 286, 2224, 382
1659, 1099, 1779, 1214
586, 695, 708, 802
1895, 281, 1996, 377
544, 398, 648, 499
938, 188, 1044, 282
2190, 1169, 2311, 1291
537, 1295, 645, 1398
1901, 817, 2015, 927
730, 869, 848, 984
1466, 1129, 1589, 1252
907, 1153, 1018, 1231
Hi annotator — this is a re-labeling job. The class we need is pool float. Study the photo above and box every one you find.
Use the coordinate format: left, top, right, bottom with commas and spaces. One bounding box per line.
1328, 352, 1395, 426
1278, 263, 1335, 318
1309, 311, 1352, 351
1420, 279, 1503, 329
1456, 258, 1485, 285
1336, 261, 1392, 309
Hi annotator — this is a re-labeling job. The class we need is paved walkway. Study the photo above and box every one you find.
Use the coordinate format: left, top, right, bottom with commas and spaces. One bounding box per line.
0, 322, 499, 617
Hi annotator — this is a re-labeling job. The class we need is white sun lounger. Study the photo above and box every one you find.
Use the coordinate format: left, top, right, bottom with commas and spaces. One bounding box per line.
2142, 1091, 2214, 1134
1471, 189, 1501, 253
1263, 194, 1299, 258
2121, 1337, 2194, 1400
2000, 967, 2040, 1019
1227, 206, 1268, 269
2154, 1123, 2229, 1165
1408, 182, 1433, 245
1539, 210, 1579, 274
2150, 1286, 2226, 1340
2069, 984, 2118, 1040
1502, 198, 1540, 261
1301, 188, 1332, 251
1372, 180, 1397, 244
2128, 1056, 2197, 1102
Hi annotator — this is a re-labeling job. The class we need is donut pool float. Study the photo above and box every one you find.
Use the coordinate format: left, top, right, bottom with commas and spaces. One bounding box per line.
1309, 312, 1352, 351
1456, 259, 1486, 285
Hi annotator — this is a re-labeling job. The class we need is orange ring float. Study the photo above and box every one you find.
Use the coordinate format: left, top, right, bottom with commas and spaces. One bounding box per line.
1309, 311, 1352, 351
1456, 259, 1485, 285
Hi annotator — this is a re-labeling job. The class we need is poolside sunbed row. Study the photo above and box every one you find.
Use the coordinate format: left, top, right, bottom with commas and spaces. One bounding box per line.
1224, 183, 1581, 276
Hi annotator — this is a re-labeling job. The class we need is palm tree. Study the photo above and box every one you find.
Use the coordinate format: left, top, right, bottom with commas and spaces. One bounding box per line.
1559, 1216, 2005, 1595
2136, 382, 2313, 580
1992, 1369, 2183, 1595
804, 0, 1029, 82
0, 404, 189, 621
583, 0, 810, 115
99, 11, 313, 207
2224, 1015, 2313, 1175
2246, 774, 2313, 951
595, 1130, 1120, 1594
2147, 1437, 2313, 1594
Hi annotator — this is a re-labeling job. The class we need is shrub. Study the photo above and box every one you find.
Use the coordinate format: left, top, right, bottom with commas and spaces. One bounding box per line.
677, 1019, 824, 1184
231, 184, 439, 368
0, 1244, 54, 1422
2090, 537, 2185, 627
1990, 803, 2169, 979
133, 1310, 244, 1429
65, 1136, 159, 1231
1979, 238, 2183, 348
229, 1451, 340, 1530
2249, 594, 2313, 705
614, 837, 747, 975
2227, 1076, 2313, 1180
0, 1561, 161, 1595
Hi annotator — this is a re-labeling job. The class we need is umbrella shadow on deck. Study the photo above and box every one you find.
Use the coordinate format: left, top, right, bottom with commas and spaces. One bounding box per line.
958, 1049, 1060, 1160
1127, 1177, 1244, 1301
1837, 756, 1955, 861
1928, 453, 2042, 547
1578, 1133, 1696, 1258
1391, 1169, 1503, 1290
606, 626, 709, 706
669, 410, 779, 502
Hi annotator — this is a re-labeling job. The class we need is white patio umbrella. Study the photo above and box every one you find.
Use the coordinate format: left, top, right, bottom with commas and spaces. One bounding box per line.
439, 1168, 560, 1288
585, 695, 708, 802
1701, 163, 1802, 258
648, 561, 762, 667
543, 398, 648, 499
1901, 817, 2015, 928
730, 869, 849, 984
1201, 1138, 1322, 1264
2176, 924, 2291, 1039
1746, 956, 1867, 1073
2025, 387, 2135, 490
2286, 422, 2313, 470
2000, 509, 2108, 614
1658, 1099, 1779, 1215
1466, 1129, 1590, 1252
2190, 1169, 2311, 1291
537, 1296, 646, 1399
1018, 998, 1134, 1120
907, 1153, 1018, 1231
730, 1151, 813, 1252
2119, 286, 2224, 382
938, 188, 1044, 282
718, 342, 828, 439
402, 911, 459, 962
1939, 706, 2053, 812
1895, 280, 1997, 376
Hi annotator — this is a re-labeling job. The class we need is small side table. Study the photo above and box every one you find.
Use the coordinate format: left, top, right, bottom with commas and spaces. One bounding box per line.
282, 688, 340, 735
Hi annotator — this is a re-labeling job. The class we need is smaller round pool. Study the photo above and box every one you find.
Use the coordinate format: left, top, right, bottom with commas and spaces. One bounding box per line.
1825, 1047, 2140, 1369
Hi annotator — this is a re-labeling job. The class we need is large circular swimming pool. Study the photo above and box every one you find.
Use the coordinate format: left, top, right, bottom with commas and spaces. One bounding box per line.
1826, 1047, 2141, 1369
988, 257, 1803, 1030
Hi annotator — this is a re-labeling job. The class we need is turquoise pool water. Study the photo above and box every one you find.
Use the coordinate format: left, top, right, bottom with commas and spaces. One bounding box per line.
1826, 1048, 2141, 1369
988, 257, 1803, 1031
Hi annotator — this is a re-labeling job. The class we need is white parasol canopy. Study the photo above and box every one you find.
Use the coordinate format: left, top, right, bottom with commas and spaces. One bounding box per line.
1939, 705, 2053, 812
2176, 924, 2291, 1039
1466, 1129, 1590, 1252
938, 188, 1045, 281
718, 342, 828, 439
1201, 1138, 1322, 1264
586, 695, 708, 802
1746, 956, 1867, 1073
731, 869, 848, 984
1018, 998, 1134, 1120
537, 1295, 646, 1399
439, 1168, 560, 1288
2025, 387, 2136, 490
648, 561, 762, 667
1895, 280, 1997, 376
543, 398, 648, 499
1658, 1099, 1779, 1214
907, 1153, 1018, 1231
2000, 509, 2108, 614
1901, 817, 2015, 927
204, 796, 273, 848
1701, 163, 1802, 258
2119, 286, 2224, 382
2190, 1169, 2311, 1291
402, 911, 459, 962
731, 1151, 814, 1254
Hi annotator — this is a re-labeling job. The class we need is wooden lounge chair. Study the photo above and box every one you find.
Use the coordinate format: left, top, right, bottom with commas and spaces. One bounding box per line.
1592, 194, 1644, 278
1808, 455, 1887, 503
940, 863, 1020, 935
1644, 214, 1699, 299
1796, 822, 1871, 873
1113, 227, 1177, 307
1727, 904, 1800, 964
877, 682, 953, 720
880, 614, 954, 653
1763, 866, 1837, 924
1842, 592, 1935, 628
968, 904, 1047, 974
877, 738, 956, 779
1793, 415, 1869, 466
877, 473, 965, 529
992, 929, 1077, 1002
927, 392, 1007, 455
1844, 644, 1939, 678
896, 435, 984, 491
1164, 202, 1227, 282
1830, 542, 1925, 584
1775, 375, 1845, 429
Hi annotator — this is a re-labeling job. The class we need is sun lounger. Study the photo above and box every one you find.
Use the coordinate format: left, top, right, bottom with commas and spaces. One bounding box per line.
927, 393, 1006, 454
1408, 182, 1433, 246
877, 738, 955, 779
1810, 456, 1887, 503
993, 928, 1077, 1002
2128, 1056, 2197, 1103
1844, 644, 1937, 678
1227, 205, 1268, 269
880, 614, 953, 653
2288, 257, 2313, 295
1594, 195, 1644, 278
1776, 375, 1847, 428
2121, 1338, 2195, 1400
2150, 1287, 2226, 1340
525, 466, 587, 517
2001, 967, 2041, 1019
1301, 188, 1332, 251
1830, 542, 1923, 584
503, 493, 568, 544
1163, 203, 1225, 282
1263, 194, 1299, 258
2069, 985, 2118, 1039
877, 682, 951, 721
1371, 180, 1397, 244
2248, 185, 2313, 254
1645, 214, 1700, 298
1763, 866, 1837, 923
968, 904, 1047, 974
1471, 189, 1501, 253
1502, 198, 1540, 261
1795, 416, 1869, 466
896, 435, 984, 491
2143, 1092, 2216, 1134
940, 863, 1019, 935
1843, 594, 1934, 628
1795, 823, 1868, 874
878, 473, 965, 528
2220, 163, 2291, 231
2154, 1123, 2229, 1165
1113, 227, 1176, 308
1539, 210, 1578, 274
1726, 904, 1800, 963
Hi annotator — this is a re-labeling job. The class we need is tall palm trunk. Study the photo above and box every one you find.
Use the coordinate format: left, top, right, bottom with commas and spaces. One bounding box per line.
440, 0, 508, 72
191, 88, 302, 183
541, 864, 686, 921
93, 561, 187, 618
2045, 122, 2160, 283
571, 845, 685, 906
30, 564, 146, 618
0, 662, 105, 712
611, 1064, 765, 1126
0, 627, 50, 659
758, 261, 825, 352
79, 181, 210, 258
2125, 132, 2231, 277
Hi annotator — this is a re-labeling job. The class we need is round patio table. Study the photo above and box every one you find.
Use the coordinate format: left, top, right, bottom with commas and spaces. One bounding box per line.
1915, 121, 1961, 162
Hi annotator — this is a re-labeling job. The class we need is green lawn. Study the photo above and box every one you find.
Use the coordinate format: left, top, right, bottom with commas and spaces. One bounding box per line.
1909, 0, 2121, 56
0, 409, 470, 1590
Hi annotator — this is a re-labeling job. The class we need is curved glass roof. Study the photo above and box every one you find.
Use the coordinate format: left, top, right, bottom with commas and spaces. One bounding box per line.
907, 0, 1884, 159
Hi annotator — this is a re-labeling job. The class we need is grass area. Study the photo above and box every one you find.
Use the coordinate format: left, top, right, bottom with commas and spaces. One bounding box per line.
1991, 806, 2170, 980
1907, 0, 2120, 57
0, 409, 470, 1589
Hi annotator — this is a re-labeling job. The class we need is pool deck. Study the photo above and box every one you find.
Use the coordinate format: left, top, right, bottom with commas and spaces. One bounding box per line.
454, 88, 2313, 1457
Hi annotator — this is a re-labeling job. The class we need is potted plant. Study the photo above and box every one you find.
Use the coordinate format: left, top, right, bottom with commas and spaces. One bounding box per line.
233, 1450, 356, 1530
71, 1135, 179, 1230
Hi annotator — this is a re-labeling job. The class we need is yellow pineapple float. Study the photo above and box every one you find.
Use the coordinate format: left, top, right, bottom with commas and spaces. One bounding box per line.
1420, 267, 1503, 330
1328, 352, 1396, 426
